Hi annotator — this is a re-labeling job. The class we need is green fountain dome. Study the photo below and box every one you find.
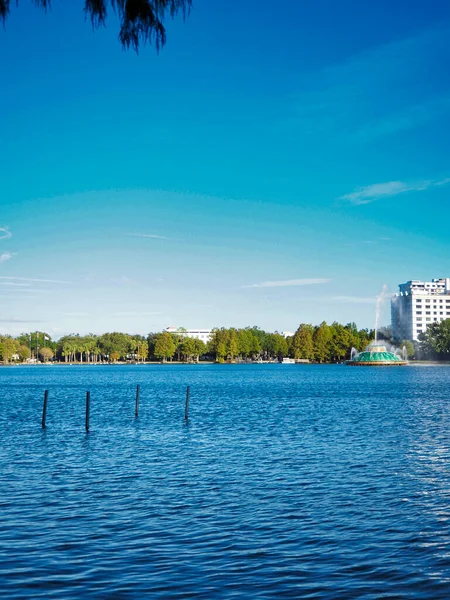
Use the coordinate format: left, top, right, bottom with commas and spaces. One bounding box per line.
347, 342, 407, 366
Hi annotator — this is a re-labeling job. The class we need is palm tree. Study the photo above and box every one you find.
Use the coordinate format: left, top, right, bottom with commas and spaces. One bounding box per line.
0, 1, 192, 52
62, 343, 70, 363
62, 340, 77, 363
83, 336, 96, 363
92, 346, 101, 363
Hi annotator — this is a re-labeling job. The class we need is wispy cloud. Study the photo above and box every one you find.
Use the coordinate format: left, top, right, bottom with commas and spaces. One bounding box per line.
0, 318, 47, 324
0, 281, 31, 287
64, 312, 89, 317
282, 27, 450, 142
0, 288, 52, 295
110, 276, 136, 285
130, 233, 172, 240
296, 295, 376, 304
0, 295, 39, 300
0, 252, 14, 264
345, 236, 392, 246
340, 178, 450, 205
113, 311, 162, 316
243, 278, 331, 289
0, 227, 12, 240
354, 95, 450, 142
330, 295, 376, 304
0, 276, 72, 284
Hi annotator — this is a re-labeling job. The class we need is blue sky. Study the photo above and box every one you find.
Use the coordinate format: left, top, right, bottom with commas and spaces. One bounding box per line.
1, 0, 450, 337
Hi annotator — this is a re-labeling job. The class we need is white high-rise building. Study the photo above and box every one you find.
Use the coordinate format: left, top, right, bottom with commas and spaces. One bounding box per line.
391, 278, 450, 341
164, 326, 212, 345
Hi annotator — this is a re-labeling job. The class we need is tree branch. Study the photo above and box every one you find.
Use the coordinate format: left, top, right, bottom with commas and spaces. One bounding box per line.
0, 0, 192, 51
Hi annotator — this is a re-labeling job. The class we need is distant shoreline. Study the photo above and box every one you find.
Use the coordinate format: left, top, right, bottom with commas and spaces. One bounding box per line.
0, 361, 218, 367
1, 360, 450, 367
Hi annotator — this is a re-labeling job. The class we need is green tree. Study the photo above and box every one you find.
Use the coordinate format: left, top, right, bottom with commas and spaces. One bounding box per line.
292, 324, 314, 360
39, 347, 54, 362
237, 329, 252, 358
265, 333, 288, 360
181, 336, 205, 362
216, 337, 227, 361
181, 336, 197, 362
313, 321, 332, 363
154, 331, 176, 362
246, 326, 267, 347
147, 332, 159, 360
249, 330, 262, 358
0, 0, 192, 52
130, 335, 148, 362
208, 328, 229, 362
136, 341, 149, 362
399, 339, 415, 359
110, 350, 121, 362
329, 322, 353, 362
419, 319, 450, 360
19, 331, 53, 360
192, 338, 206, 361
17, 344, 31, 362
228, 328, 239, 361
59, 336, 78, 363
172, 327, 187, 361
0, 337, 17, 363
91, 344, 102, 363
273, 333, 288, 360
82, 335, 98, 363
99, 332, 133, 360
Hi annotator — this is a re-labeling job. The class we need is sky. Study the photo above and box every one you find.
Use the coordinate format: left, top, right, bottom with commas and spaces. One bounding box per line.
1, 0, 450, 338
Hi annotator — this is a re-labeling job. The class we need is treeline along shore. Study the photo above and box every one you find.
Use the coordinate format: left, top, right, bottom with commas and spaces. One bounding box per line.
1, 319, 448, 364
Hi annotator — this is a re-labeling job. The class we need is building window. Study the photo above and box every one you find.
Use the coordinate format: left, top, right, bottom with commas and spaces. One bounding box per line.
416, 311, 422, 315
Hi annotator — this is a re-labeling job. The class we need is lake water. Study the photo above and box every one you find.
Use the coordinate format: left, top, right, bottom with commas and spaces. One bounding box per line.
0, 364, 449, 598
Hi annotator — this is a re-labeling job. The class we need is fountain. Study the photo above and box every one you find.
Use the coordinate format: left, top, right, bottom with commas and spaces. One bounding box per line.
346, 341, 407, 366
346, 285, 407, 367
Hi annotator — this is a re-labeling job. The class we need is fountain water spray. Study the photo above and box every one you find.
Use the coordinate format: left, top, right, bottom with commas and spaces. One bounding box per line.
346, 283, 407, 366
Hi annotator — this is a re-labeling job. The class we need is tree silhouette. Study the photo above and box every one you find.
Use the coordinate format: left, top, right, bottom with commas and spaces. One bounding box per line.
0, 0, 192, 51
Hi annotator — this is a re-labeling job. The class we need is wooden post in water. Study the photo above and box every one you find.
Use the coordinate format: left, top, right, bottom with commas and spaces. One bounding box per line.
135, 384, 140, 418
185, 385, 190, 421
85, 391, 90, 432
42, 390, 49, 429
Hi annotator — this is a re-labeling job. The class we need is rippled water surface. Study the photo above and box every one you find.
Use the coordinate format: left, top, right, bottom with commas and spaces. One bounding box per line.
1, 364, 450, 598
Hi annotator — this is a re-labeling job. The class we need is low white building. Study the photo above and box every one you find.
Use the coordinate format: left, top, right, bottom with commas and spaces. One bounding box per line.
391, 278, 450, 341
164, 326, 212, 345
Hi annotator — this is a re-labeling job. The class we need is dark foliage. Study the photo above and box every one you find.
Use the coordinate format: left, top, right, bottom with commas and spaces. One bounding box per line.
0, 0, 192, 51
